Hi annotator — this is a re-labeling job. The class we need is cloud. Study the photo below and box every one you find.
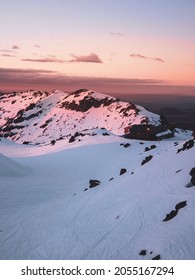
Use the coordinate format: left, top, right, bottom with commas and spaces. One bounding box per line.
110, 32, 124, 36
68, 53, 103, 63
129, 54, 147, 59
0, 49, 15, 53
1, 67, 195, 96
0, 67, 164, 85
129, 53, 165, 63
154, 57, 165, 63
0, 68, 54, 74
0, 67, 166, 94
1, 54, 16, 57
12, 45, 20, 49
22, 57, 66, 63
34, 44, 41, 48
21, 53, 103, 64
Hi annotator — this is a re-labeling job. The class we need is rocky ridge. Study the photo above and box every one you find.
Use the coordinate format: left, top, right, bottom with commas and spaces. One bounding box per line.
1, 89, 162, 144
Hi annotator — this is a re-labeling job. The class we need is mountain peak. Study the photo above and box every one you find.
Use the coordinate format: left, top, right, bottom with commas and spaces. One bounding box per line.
0, 89, 162, 144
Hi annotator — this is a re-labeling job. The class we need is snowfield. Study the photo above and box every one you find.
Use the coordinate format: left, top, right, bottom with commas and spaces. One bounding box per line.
0, 128, 195, 260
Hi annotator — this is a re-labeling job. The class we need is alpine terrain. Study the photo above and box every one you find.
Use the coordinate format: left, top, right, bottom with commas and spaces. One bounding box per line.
0, 89, 195, 260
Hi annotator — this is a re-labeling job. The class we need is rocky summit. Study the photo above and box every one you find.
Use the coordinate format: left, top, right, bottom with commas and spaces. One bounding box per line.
0, 89, 161, 144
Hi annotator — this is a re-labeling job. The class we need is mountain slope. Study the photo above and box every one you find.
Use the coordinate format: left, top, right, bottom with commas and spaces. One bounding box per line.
0, 89, 161, 144
0, 131, 194, 260
0, 152, 27, 177
0, 89, 194, 260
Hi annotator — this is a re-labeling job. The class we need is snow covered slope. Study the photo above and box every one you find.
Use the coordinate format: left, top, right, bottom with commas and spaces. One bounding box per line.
0, 129, 195, 260
0, 89, 161, 144
0, 152, 27, 177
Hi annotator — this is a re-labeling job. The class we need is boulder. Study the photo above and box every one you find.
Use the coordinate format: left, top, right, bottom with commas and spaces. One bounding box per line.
177, 139, 194, 153
51, 140, 56, 146
175, 201, 187, 211
191, 176, 195, 186
189, 167, 195, 176
120, 168, 127, 175
69, 135, 75, 143
139, 250, 147, 256
150, 145, 156, 150
152, 254, 161, 260
102, 132, 110, 136
141, 155, 153, 165
89, 179, 101, 188
189, 168, 195, 186
163, 210, 178, 222
123, 143, 130, 148
163, 201, 187, 222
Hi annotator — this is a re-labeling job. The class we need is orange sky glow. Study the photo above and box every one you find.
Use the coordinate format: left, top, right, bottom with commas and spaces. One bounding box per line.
0, 0, 195, 95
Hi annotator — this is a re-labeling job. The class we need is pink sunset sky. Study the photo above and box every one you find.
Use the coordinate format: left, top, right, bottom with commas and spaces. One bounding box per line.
0, 0, 195, 95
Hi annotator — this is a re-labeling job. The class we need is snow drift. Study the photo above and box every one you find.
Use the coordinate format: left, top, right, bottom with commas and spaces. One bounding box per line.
0, 152, 27, 177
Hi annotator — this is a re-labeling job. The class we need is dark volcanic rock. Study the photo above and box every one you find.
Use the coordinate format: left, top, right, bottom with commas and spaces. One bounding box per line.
69, 135, 75, 143
175, 201, 187, 211
23, 141, 30, 145
102, 132, 110, 136
189, 167, 195, 177
175, 169, 182, 173
145, 145, 156, 152
120, 168, 127, 175
163, 210, 178, 222
120, 143, 130, 148
141, 155, 153, 165
139, 250, 147, 256
152, 255, 161, 260
177, 139, 194, 153
25, 103, 36, 111
123, 143, 130, 148
189, 167, 195, 186
150, 145, 156, 150
69, 132, 86, 143
51, 140, 56, 146
191, 176, 195, 185
89, 180, 101, 188
163, 201, 187, 222
60, 91, 118, 112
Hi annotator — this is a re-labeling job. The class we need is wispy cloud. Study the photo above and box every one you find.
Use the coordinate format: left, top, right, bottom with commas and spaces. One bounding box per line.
1, 54, 16, 57
110, 32, 124, 36
130, 54, 147, 59
154, 57, 165, 63
129, 53, 165, 63
0, 49, 16, 53
0, 68, 54, 74
34, 44, 41, 48
12, 45, 20, 49
22, 57, 66, 63
1, 67, 194, 95
68, 53, 103, 63
0, 67, 165, 93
